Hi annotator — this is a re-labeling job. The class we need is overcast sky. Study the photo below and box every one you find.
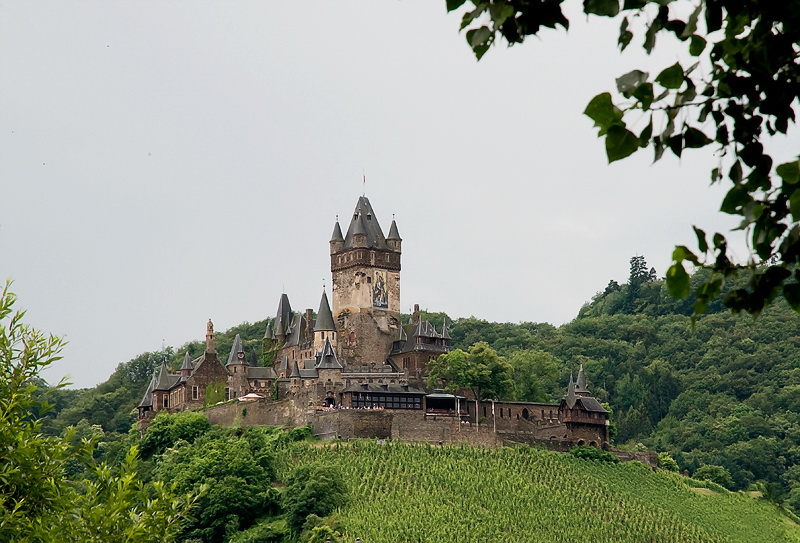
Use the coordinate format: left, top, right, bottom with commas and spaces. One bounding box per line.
2, 2, 793, 388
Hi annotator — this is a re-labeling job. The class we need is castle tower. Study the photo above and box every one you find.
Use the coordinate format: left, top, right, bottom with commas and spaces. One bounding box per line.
227, 333, 248, 398
313, 288, 337, 355
330, 197, 401, 366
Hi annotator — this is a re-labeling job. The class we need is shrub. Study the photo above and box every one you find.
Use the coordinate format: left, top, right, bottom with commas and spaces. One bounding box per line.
570, 446, 619, 463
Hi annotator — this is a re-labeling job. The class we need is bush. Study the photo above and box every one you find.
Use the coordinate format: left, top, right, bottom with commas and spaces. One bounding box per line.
657, 452, 680, 472
570, 446, 619, 463
283, 464, 348, 534
693, 464, 734, 489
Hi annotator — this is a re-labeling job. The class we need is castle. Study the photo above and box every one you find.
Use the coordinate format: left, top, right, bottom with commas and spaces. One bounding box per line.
137, 196, 611, 451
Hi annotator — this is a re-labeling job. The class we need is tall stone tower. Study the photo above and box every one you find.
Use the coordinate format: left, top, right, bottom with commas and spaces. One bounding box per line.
330, 197, 402, 367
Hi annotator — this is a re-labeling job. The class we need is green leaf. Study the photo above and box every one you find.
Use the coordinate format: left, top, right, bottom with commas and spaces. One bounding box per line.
668, 135, 683, 157
789, 191, 800, 221
632, 82, 654, 110
666, 263, 690, 298
682, 4, 703, 38
584, 92, 623, 135
639, 118, 653, 143
618, 17, 633, 50
784, 284, 800, 311
684, 127, 712, 148
466, 26, 492, 59
720, 185, 750, 214
605, 125, 639, 163
655, 62, 684, 89
460, 5, 486, 30
729, 161, 743, 183
447, 0, 468, 11
615, 70, 648, 97
672, 245, 699, 265
777, 160, 800, 184
689, 35, 706, 56
693, 226, 708, 253
584, 0, 620, 17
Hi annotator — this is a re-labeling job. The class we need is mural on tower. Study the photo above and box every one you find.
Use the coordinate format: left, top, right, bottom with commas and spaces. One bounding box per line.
373, 270, 388, 308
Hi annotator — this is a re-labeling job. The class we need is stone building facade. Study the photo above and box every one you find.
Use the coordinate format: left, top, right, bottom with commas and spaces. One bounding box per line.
136, 195, 610, 450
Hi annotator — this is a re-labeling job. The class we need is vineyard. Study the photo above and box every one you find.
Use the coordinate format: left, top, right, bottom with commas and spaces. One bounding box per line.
277, 441, 800, 543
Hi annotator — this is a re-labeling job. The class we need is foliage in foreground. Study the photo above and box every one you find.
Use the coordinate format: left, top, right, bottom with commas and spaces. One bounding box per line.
0, 282, 199, 542
278, 440, 800, 543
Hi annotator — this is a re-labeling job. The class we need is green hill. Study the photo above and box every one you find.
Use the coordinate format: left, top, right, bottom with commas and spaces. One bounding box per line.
278, 440, 800, 543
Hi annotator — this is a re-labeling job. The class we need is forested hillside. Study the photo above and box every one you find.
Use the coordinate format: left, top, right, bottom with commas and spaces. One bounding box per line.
38, 258, 800, 511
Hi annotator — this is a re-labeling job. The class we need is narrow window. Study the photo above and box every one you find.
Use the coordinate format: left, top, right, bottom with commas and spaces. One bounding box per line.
192, 386, 198, 400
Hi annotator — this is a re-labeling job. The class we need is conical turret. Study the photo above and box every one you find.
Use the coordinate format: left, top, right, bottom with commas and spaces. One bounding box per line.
314, 290, 336, 332
387, 217, 401, 252
330, 218, 344, 254
575, 364, 590, 396
227, 334, 246, 367
565, 374, 577, 409
180, 352, 193, 377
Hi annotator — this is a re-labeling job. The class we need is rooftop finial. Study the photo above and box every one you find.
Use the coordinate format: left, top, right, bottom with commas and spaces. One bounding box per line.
362, 171, 366, 197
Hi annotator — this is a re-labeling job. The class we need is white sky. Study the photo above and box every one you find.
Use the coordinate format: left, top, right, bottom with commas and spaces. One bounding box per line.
1, 1, 790, 388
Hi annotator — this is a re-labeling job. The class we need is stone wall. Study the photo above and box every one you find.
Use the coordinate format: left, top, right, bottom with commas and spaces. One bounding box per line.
202, 398, 309, 428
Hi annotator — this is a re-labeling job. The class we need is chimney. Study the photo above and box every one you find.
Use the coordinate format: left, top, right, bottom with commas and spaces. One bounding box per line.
413, 304, 420, 325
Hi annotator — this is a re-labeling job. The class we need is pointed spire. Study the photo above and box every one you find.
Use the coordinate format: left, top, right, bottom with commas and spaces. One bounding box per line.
575, 364, 589, 395
138, 376, 156, 408
277, 353, 289, 372
387, 217, 401, 240
316, 337, 343, 369
289, 360, 301, 378
227, 334, 245, 366
314, 289, 336, 332
206, 319, 216, 354
342, 197, 389, 250
264, 321, 273, 340
441, 318, 451, 340
180, 352, 193, 377
565, 374, 577, 409
274, 294, 292, 339
331, 219, 344, 242
155, 360, 171, 391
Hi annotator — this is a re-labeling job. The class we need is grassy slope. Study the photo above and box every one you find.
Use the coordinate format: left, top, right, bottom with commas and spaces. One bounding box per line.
279, 441, 800, 543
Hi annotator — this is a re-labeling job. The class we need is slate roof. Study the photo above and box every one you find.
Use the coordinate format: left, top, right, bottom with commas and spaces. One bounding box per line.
226, 334, 245, 366
314, 290, 336, 332
576, 397, 608, 413
277, 354, 289, 372
387, 219, 401, 240
299, 368, 319, 379
137, 376, 156, 408
274, 293, 293, 337
342, 197, 390, 251
330, 220, 344, 242
154, 361, 181, 391
180, 352, 193, 372
289, 361, 301, 378
564, 374, 577, 409
575, 364, 589, 394
390, 320, 450, 355
247, 366, 277, 379
315, 338, 343, 369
